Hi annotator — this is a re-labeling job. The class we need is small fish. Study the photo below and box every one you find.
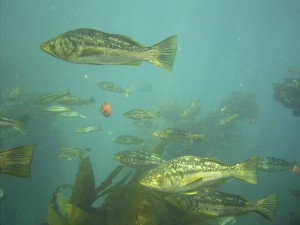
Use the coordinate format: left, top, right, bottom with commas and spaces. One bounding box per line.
140, 156, 258, 193
56, 147, 91, 160
258, 157, 297, 173
113, 150, 166, 167
40, 28, 177, 71
219, 113, 239, 125
59, 111, 87, 119
153, 128, 205, 141
32, 90, 70, 105
123, 108, 159, 120
0, 114, 29, 135
75, 125, 101, 134
100, 101, 111, 117
166, 189, 278, 221
43, 105, 72, 113
0, 144, 36, 178
48, 185, 73, 221
112, 135, 145, 145
97, 82, 131, 97
57, 95, 95, 106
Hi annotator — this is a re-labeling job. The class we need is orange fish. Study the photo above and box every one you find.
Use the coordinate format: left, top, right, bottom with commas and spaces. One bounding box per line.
100, 101, 111, 117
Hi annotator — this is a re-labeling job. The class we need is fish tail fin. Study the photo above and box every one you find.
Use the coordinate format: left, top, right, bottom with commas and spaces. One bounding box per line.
255, 193, 278, 221
124, 89, 131, 97
13, 114, 30, 135
234, 156, 259, 184
148, 35, 177, 71
0, 144, 35, 178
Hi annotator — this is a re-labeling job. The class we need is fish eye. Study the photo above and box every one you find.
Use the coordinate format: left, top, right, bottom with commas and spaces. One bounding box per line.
50, 41, 55, 46
155, 173, 164, 182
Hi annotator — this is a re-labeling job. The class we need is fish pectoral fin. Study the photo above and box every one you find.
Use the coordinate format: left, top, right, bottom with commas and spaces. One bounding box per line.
185, 176, 203, 184
182, 191, 198, 195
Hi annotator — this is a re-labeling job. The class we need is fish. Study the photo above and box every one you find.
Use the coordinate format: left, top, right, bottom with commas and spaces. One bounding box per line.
112, 150, 166, 167
57, 95, 95, 106
47, 185, 71, 224
43, 105, 73, 113
97, 82, 131, 97
56, 147, 91, 161
59, 111, 87, 119
0, 114, 29, 135
32, 90, 70, 105
75, 125, 101, 134
0, 144, 35, 178
219, 113, 239, 125
100, 101, 111, 117
152, 128, 205, 141
166, 188, 278, 221
140, 156, 258, 193
123, 108, 159, 120
100, 102, 111, 117
40, 28, 177, 71
112, 135, 145, 145
258, 157, 297, 172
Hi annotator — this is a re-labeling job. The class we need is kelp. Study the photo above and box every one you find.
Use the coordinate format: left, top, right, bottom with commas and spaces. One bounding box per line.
71, 157, 96, 210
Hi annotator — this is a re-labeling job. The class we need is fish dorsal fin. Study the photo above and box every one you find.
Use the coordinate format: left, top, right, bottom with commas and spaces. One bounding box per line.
112, 34, 145, 47
203, 157, 228, 165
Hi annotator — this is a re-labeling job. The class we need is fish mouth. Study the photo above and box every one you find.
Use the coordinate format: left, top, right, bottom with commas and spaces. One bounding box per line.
40, 41, 56, 57
139, 180, 150, 187
140, 179, 159, 190
40, 42, 49, 52
112, 154, 120, 161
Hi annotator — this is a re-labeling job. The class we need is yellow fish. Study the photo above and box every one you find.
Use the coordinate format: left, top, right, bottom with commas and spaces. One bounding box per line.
40, 28, 177, 71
